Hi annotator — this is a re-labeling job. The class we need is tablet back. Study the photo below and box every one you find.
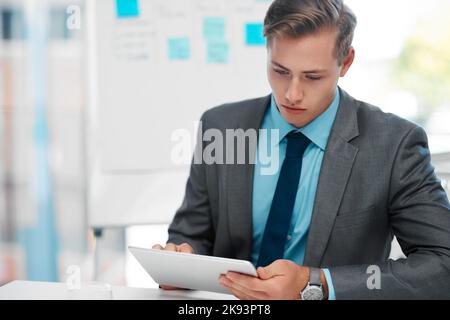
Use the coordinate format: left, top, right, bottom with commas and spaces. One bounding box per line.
128, 246, 257, 294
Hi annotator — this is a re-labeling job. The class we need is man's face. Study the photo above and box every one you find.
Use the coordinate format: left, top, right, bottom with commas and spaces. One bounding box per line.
267, 28, 354, 128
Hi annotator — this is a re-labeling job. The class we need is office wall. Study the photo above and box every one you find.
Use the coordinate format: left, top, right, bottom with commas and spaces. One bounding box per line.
87, 0, 273, 227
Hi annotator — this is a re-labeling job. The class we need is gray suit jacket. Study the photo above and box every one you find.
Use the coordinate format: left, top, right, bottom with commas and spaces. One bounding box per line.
168, 88, 450, 299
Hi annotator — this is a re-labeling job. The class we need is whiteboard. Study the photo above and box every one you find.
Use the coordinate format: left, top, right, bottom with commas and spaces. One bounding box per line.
86, 0, 272, 228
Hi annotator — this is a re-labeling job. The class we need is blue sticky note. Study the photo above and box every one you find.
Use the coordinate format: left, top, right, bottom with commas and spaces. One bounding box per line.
245, 23, 266, 46
203, 17, 225, 41
168, 37, 191, 61
115, 0, 140, 18
207, 41, 229, 64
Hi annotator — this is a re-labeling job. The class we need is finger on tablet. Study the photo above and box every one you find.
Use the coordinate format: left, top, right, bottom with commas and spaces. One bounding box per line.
178, 243, 194, 254
165, 243, 177, 252
152, 244, 163, 250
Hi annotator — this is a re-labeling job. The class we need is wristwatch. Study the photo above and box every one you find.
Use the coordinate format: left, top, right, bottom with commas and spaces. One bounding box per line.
300, 267, 325, 300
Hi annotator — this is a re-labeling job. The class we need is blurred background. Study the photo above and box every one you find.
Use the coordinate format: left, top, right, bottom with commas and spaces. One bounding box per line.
0, 0, 449, 289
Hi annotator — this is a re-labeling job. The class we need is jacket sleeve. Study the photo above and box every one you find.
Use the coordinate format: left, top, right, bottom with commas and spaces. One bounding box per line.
329, 126, 450, 299
167, 113, 215, 255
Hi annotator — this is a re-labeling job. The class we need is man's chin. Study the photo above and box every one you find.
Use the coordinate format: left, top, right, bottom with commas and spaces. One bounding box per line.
283, 115, 312, 129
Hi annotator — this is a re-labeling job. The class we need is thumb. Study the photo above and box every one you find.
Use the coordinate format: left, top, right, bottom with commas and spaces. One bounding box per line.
257, 265, 274, 280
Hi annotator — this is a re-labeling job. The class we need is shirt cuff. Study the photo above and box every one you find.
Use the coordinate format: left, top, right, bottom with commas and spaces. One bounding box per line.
322, 268, 336, 300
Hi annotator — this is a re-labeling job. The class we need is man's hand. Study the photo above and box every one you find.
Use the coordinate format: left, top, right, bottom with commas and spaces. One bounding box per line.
152, 242, 194, 290
219, 260, 328, 300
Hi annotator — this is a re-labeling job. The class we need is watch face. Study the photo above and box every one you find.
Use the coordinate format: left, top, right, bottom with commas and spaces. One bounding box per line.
301, 286, 324, 300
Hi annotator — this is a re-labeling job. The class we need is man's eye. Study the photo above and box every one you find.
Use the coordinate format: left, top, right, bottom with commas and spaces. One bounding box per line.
307, 76, 322, 81
274, 68, 289, 75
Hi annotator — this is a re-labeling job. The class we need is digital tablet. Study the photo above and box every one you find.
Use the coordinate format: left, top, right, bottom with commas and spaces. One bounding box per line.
128, 246, 258, 294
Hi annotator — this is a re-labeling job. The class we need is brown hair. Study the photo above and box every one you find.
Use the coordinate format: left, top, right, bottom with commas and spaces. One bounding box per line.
264, 0, 357, 65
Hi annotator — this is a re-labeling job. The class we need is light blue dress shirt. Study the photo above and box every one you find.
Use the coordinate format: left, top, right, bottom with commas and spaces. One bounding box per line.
251, 89, 340, 300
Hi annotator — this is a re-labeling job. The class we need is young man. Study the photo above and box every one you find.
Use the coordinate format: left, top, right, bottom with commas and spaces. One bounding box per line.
152, 0, 450, 299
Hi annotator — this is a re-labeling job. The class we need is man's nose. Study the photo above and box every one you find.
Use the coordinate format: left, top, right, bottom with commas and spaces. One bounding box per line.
285, 79, 304, 106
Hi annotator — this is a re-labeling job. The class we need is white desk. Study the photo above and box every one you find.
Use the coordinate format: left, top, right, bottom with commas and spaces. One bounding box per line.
0, 281, 236, 300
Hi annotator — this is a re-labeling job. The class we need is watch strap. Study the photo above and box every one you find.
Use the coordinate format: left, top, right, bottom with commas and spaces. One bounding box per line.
309, 267, 322, 286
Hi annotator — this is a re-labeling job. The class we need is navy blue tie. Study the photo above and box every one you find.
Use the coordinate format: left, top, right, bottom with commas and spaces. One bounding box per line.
257, 131, 311, 267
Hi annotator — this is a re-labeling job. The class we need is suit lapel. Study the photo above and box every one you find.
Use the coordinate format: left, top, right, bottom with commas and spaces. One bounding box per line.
304, 88, 360, 267
226, 95, 271, 260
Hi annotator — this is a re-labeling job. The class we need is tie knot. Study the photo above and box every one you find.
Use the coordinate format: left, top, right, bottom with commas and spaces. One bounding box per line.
286, 132, 310, 158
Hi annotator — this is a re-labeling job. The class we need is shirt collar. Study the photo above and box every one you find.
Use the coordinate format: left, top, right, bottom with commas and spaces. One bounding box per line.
268, 88, 340, 150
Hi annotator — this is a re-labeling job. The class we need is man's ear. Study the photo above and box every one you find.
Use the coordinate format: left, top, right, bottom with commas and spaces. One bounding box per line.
340, 47, 355, 77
